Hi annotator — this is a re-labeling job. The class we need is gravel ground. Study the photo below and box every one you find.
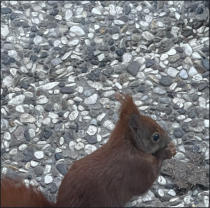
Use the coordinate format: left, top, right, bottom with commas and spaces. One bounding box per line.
1, 1, 209, 207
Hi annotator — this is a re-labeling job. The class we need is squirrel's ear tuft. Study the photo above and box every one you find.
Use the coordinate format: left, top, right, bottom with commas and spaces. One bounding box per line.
115, 93, 140, 119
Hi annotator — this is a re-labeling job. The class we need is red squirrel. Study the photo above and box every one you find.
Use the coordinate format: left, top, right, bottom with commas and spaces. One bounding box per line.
1, 176, 54, 207
56, 93, 176, 207
1, 93, 176, 207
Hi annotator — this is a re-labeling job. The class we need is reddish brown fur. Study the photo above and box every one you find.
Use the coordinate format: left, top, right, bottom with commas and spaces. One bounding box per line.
56, 93, 176, 207
1, 177, 54, 207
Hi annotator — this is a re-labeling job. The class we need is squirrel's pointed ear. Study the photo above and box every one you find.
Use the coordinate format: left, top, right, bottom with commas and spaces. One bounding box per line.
115, 93, 126, 104
128, 114, 139, 133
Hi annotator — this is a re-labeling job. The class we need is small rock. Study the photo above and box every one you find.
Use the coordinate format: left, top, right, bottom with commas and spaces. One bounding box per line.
65, 9, 73, 21
34, 151, 44, 159
145, 59, 155, 68
37, 95, 48, 104
174, 152, 185, 160
8, 95, 25, 106
142, 31, 154, 41
70, 26, 85, 36
91, 7, 102, 15
69, 39, 79, 46
192, 52, 202, 59
202, 58, 209, 71
33, 35, 42, 45
173, 128, 184, 138
87, 125, 97, 136
179, 69, 188, 79
84, 94, 98, 105
167, 67, 179, 78
2, 76, 13, 88
40, 82, 59, 90
204, 120, 209, 128
160, 54, 168, 61
123, 53, 132, 63
184, 195, 191, 204
44, 175, 53, 184
158, 176, 166, 185
86, 135, 97, 144
127, 61, 140, 76
167, 48, 176, 56
1, 7, 12, 14
159, 76, 173, 86
168, 54, 180, 63
158, 189, 164, 197
34, 166, 44, 176
153, 87, 166, 95
114, 20, 125, 25
56, 163, 68, 175
1, 25, 9, 38
75, 142, 84, 150
182, 44, 192, 56
60, 87, 74, 94
168, 189, 176, 196
85, 144, 97, 154
103, 120, 115, 130
20, 113, 36, 123
188, 66, 198, 77
69, 110, 79, 121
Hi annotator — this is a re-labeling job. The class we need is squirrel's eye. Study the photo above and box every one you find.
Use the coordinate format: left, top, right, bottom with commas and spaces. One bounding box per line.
152, 133, 160, 142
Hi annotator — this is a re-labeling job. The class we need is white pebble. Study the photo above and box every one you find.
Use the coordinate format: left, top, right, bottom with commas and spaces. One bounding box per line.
69, 39, 79, 46
84, 94, 98, 105
85, 144, 97, 154
204, 120, 209, 128
8, 95, 25, 106
167, 67, 179, 78
188, 66, 198, 77
114, 20, 125, 25
91, 7, 102, 15
167, 48, 176, 56
182, 44, 192, 56
103, 120, 115, 131
87, 125, 97, 136
158, 189, 164, 197
158, 176, 166, 185
75, 142, 84, 150
160, 54, 168, 61
20, 113, 36, 123
44, 175, 53, 184
70, 26, 85, 36
168, 189, 176, 196
31, 161, 38, 167
1, 25, 9, 38
123, 53, 132, 63
192, 52, 201, 59
65, 9, 73, 21
34, 151, 44, 159
33, 35, 42, 45
18, 144, 27, 151
4, 132, 11, 141
69, 110, 79, 121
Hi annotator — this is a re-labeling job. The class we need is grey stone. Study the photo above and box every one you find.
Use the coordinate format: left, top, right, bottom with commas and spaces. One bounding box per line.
56, 163, 68, 175
34, 166, 44, 176
127, 61, 140, 76
173, 128, 184, 138
159, 76, 173, 86
86, 135, 97, 144
202, 58, 209, 70
60, 87, 74, 94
